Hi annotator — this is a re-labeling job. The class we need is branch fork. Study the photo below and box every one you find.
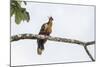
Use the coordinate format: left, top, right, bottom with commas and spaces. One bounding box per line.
11, 33, 95, 61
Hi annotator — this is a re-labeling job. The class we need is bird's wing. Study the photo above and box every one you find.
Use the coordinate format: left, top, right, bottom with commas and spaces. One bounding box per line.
39, 23, 48, 34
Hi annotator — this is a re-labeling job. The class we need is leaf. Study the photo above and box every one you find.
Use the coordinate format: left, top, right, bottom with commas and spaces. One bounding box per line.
11, 0, 30, 24
11, 6, 14, 16
15, 7, 22, 24
26, 12, 30, 22
23, 1, 27, 5
21, 8, 26, 21
20, 8, 30, 22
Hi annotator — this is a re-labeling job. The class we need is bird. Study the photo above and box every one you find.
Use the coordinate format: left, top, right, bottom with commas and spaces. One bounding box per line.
37, 16, 53, 55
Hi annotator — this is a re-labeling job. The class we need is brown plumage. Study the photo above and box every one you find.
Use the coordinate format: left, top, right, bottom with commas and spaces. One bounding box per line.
37, 17, 53, 55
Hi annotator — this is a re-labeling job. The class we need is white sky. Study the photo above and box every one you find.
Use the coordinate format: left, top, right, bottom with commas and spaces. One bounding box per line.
11, 2, 95, 66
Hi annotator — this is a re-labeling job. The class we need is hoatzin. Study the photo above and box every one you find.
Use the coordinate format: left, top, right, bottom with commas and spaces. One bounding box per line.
37, 17, 53, 55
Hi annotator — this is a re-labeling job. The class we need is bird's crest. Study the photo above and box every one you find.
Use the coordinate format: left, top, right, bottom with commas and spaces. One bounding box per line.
48, 16, 53, 21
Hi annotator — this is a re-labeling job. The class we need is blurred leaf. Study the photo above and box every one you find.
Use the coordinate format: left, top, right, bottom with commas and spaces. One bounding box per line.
11, 0, 30, 24
15, 7, 22, 24
23, 1, 27, 5
26, 12, 30, 22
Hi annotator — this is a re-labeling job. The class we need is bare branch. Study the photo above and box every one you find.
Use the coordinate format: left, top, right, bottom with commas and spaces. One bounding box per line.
11, 33, 95, 46
84, 46, 95, 61
10, 33, 95, 61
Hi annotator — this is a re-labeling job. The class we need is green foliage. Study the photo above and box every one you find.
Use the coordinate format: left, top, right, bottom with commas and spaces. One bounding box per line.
11, 0, 30, 24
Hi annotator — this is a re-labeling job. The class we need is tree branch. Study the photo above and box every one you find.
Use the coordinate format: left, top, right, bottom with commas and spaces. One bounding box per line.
10, 33, 95, 61
84, 45, 95, 61
11, 33, 95, 46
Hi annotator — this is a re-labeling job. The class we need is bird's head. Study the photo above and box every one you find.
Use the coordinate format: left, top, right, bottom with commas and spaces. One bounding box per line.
49, 16, 53, 22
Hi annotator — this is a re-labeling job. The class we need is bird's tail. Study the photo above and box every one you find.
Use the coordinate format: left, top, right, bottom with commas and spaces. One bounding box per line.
37, 48, 44, 55
37, 40, 45, 55
37, 38, 47, 55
